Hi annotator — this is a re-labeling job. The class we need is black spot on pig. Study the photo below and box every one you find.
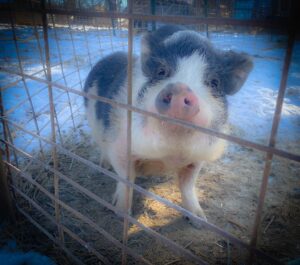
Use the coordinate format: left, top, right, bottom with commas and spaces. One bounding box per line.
140, 25, 252, 101
148, 24, 185, 43
84, 52, 128, 127
165, 31, 214, 59
204, 50, 253, 98
138, 26, 198, 100
139, 25, 216, 101
204, 50, 252, 130
218, 51, 253, 95
141, 26, 185, 84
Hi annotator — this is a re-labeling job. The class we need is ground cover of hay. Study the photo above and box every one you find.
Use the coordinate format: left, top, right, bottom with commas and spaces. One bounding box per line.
13, 126, 300, 265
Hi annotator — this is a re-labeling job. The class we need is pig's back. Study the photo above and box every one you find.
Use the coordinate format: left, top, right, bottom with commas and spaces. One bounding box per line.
84, 52, 128, 127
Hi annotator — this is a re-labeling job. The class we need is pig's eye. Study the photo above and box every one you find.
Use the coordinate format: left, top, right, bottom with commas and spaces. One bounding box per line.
205, 78, 219, 88
210, 78, 219, 89
156, 66, 169, 78
158, 69, 166, 76
205, 78, 224, 97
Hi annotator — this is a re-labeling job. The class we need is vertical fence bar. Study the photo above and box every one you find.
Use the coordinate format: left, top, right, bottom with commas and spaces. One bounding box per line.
96, 24, 104, 56
2, 2, 298, 265
108, 23, 115, 52
78, 0, 93, 67
66, 16, 84, 89
29, 0, 47, 79
248, 28, 296, 264
16, 205, 84, 265
121, 0, 134, 264
50, 13, 76, 130
47, 0, 84, 90
82, 23, 93, 68
29, 0, 65, 146
8, 7, 45, 160
41, 0, 64, 244
107, 0, 117, 36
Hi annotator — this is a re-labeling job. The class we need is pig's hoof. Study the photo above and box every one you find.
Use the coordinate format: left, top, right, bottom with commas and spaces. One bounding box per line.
112, 194, 132, 216
184, 211, 207, 229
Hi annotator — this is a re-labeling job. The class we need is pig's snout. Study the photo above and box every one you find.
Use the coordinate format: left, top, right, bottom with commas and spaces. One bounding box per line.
155, 83, 199, 120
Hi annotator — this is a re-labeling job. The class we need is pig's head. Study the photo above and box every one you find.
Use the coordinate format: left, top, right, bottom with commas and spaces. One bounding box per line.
137, 25, 253, 134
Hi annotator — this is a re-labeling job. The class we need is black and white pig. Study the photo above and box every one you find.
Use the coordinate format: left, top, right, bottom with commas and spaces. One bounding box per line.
84, 25, 253, 222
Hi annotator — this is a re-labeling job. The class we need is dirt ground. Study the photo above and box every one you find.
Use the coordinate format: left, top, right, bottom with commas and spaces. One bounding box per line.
8, 125, 300, 265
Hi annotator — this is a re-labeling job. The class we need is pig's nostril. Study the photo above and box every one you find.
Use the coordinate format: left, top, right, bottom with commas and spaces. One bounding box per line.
184, 98, 191, 106
163, 93, 172, 104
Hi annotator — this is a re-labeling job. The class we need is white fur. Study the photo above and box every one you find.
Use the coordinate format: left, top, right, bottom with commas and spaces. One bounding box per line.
130, 53, 226, 163
86, 48, 227, 219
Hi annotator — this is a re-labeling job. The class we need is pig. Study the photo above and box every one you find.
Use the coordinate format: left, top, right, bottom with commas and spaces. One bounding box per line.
84, 25, 253, 222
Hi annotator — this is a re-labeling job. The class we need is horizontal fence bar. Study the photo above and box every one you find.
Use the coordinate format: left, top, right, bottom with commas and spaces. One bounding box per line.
1, 6, 291, 30
4, 141, 207, 265
0, 7, 292, 262
17, 87, 76, 153
20, 100, 83, 157
7, 161, 153, 265
4, 80, 83, 145
6, 83, 71, 119
1, 66, 299, 163
1, 123, 282, 264
15, 204, 84, 265
0, 79, 22, 91
249, 28, 296, 263
12, 185, 112, 265
2, 4, 296, 265
0, 62, 64, 93
61, 222, 111, 265
5, 86, 47, 115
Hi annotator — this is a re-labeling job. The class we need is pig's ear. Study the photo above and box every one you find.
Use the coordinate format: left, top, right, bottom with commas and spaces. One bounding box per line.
141, 33, 151, 56
141, 33, 158, 57
220, 51, 253, 95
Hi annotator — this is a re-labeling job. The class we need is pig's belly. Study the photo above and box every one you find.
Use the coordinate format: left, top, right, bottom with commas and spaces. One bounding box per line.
132, 127, 226, 163
135, 156, 191, 176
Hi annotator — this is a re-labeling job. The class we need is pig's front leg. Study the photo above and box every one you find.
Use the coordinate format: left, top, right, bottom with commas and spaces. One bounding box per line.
178, 163, 207, 223
111, 156, 136, 215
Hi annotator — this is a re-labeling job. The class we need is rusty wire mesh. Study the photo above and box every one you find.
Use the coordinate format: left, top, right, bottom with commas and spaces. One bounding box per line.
0, 0, 299, 264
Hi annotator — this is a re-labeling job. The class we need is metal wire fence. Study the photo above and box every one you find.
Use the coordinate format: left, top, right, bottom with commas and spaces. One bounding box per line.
0, 0, 299, 264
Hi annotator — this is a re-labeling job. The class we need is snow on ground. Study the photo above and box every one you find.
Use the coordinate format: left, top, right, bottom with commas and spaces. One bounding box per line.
0, 25, 299, 156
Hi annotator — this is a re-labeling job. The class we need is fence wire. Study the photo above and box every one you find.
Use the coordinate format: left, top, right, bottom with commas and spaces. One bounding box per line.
0, 1, 298, 265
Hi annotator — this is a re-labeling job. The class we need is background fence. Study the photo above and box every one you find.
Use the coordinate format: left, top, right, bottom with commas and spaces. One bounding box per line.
0, 0, 299, 264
